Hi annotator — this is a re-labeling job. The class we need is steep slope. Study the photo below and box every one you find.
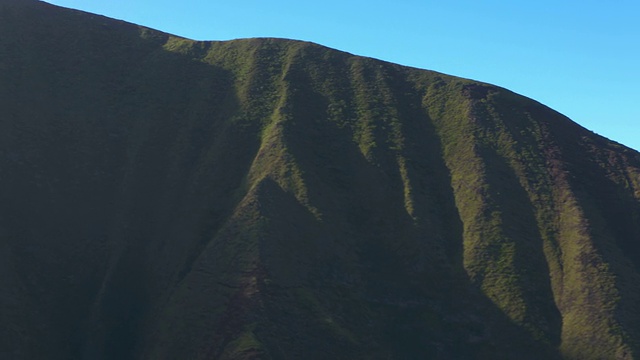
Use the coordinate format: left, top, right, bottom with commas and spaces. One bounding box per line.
1, 1, 640, 359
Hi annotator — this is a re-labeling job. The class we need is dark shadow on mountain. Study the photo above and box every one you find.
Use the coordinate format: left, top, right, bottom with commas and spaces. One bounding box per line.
0, 3, 252, 358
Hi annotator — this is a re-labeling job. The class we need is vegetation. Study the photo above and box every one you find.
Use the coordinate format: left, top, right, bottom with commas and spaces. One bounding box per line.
2, 1, 640, 359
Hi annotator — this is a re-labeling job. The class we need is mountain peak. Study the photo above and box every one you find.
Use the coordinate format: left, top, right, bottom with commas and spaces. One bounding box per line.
2, 2, 640, 359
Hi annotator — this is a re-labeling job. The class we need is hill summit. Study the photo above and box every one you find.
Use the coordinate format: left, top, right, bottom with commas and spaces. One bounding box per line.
2, 1, 640, 359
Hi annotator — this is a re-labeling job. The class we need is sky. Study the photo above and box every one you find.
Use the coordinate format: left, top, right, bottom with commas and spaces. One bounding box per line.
46, 0, 640, 151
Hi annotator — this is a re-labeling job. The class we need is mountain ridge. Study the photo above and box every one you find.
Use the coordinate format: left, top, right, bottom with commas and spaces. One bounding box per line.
2, 1, 640, 359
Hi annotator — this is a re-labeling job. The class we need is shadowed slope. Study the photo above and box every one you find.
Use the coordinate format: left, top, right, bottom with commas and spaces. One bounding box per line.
1, 1, 640, 359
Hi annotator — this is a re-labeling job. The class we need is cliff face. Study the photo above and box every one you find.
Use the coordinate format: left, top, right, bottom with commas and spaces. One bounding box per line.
2, 1, 640, 359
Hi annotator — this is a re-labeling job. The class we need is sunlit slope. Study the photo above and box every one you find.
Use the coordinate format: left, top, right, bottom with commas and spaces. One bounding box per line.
2, 1, 640, 359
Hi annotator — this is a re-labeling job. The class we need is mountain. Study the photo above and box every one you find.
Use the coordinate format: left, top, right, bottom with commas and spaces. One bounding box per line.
2, 1, 640, 359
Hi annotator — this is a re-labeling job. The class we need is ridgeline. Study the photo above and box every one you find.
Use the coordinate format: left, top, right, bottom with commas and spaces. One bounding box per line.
2, 1, 640, 359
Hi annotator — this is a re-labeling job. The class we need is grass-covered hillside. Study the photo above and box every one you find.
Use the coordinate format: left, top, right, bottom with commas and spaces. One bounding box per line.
2, 1, 640, 359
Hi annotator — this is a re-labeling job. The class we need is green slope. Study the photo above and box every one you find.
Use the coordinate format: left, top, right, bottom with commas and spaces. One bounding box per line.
2, 1, 640, 359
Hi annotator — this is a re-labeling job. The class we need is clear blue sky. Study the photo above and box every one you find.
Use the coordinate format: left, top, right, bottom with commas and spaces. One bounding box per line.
46, 0, 640, 151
